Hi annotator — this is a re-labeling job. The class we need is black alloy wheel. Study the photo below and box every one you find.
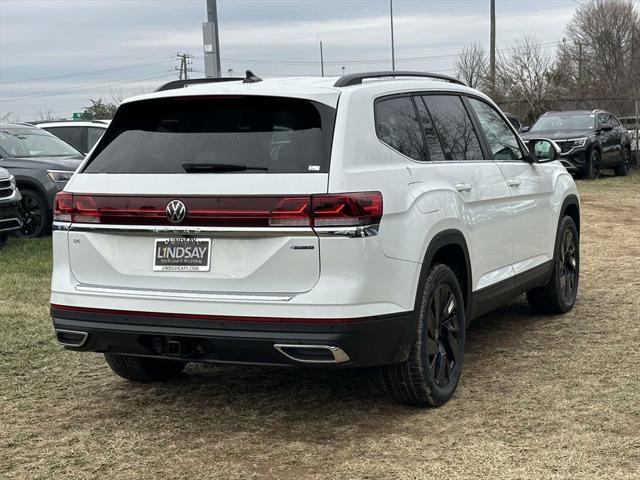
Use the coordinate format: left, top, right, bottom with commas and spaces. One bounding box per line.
558, 227, 578, 305
427, 283, 461, 388
381, 263, 466, 407
17, 189, 49, 238
615, 148, 631, 176
587, 150, 601, 179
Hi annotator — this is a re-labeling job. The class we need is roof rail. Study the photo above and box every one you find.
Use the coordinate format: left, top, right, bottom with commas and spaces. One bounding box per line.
155, 77, 243, 92
333, 71, 466, 88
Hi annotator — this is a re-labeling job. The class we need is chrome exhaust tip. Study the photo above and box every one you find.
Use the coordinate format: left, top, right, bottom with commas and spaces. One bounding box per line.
273, 344, 350, 364
55, 329, 89, 348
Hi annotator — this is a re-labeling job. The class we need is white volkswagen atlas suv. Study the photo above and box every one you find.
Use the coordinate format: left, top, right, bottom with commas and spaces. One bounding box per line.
50, 71, 580, 407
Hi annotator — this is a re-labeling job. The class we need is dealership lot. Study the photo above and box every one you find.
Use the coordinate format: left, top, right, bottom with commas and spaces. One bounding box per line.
1, 173, 639, 479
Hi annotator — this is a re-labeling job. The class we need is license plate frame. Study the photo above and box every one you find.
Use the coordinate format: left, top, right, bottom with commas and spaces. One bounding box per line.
153, 237, 211, 272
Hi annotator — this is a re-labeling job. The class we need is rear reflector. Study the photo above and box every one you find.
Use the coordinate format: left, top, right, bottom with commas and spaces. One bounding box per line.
54, 192, 382, 228
50, 304, 374, 324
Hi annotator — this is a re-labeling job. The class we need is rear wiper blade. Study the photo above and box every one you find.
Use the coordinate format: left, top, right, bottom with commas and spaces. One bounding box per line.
182, 162, 268, 173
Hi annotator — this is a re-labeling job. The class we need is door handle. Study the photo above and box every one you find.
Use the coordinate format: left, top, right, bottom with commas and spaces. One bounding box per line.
508, 179, 521, 187
455, 183, 473, 192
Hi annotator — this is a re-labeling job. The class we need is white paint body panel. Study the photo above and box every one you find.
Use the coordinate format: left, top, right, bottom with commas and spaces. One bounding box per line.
51, 76, 579, 320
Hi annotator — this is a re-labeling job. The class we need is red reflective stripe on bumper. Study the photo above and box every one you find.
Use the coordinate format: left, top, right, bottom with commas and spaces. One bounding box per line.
49, 304, 373, 324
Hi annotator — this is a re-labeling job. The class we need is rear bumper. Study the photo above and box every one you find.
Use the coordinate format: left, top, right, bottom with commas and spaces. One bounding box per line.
50, 305, 416, 367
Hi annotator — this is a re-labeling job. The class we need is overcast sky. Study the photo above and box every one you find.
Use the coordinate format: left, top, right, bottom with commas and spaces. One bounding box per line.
0, 0, 579, 121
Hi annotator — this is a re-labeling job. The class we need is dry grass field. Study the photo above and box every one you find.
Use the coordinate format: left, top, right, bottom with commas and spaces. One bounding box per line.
1, 172, 639, 479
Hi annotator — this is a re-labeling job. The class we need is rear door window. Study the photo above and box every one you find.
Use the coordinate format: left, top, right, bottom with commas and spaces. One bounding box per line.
420, 95, 484, 161
375, 96, 426, 161
87, 127, 105, 150
83, 96, 336, 174
46, 126, 85, 152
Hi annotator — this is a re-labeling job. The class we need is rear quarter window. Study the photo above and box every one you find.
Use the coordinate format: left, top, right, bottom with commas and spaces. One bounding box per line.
375, 96, 426, 161
46, 126, 85, 152
83, 96, 336, 174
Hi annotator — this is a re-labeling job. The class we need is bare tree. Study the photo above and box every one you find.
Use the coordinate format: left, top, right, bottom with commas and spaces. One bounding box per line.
564, 0, 639, 97
496, 36, 556, 121
454, 43, 488, 89
38, 109, 55, 122
110, 86, 124, 106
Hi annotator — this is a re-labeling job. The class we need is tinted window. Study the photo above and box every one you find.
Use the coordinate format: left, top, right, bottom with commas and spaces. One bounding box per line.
469, 98, 523, 161
0, 128, 80, 157
507, 115, 521, 131
597, 113, 609, 127
421, 95, 484, 161
46, 126, 85, 152
414, 96, 445, 161
607, 114, 620, 127
375, 96, 425, 161
84, 96, 335, 174
87, 127, 105, 150
532, 114, 595, 131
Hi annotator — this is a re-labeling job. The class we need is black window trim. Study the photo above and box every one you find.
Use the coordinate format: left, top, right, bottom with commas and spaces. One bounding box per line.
373, 93, 429, 163
375, 90, 503, 163
418, 92, 491, 162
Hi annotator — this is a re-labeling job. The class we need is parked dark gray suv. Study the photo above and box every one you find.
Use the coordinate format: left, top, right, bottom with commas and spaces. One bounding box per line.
521, 110, 632, 179
0, 124, 83, 237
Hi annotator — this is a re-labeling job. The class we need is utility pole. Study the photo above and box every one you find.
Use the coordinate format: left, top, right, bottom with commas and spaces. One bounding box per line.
489, 0, 496, 96
577, 41, 583, 89
175, 53, 193, 80
319, 39, 325, 77
203, 0, 222, 78
390, 0, 396, 71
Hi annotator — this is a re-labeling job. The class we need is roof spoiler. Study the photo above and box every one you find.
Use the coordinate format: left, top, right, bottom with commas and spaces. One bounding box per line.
155, 77, 243, 92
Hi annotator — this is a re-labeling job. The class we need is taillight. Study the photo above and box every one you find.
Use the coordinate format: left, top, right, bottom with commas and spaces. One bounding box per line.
53, 192, 73, 222
312, 192, 383, 227
52, 192, 383, 228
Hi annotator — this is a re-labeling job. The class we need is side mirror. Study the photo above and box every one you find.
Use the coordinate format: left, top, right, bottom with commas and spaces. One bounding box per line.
520, 126, 530, 133
600, 123, 613, 132
526, 138, 561, 163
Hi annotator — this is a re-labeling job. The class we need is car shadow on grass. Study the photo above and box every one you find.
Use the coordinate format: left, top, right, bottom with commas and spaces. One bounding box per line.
65, 295, 574, 447
88, 296, 562, 421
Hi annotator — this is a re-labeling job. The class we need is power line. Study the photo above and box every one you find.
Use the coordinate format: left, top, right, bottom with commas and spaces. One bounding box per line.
220, 41, 563, 66
0, 58, 173, 84
0, 71, 174, 103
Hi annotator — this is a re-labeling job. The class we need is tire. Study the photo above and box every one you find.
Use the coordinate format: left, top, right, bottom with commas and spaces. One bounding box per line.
380, 264, 466, 407
586, 149, 601, 179
527, 215, 579, 314
613, 148, 631, 176
0, 233, 7, 247
16, 189, 50, 238
104, 354, 187, 382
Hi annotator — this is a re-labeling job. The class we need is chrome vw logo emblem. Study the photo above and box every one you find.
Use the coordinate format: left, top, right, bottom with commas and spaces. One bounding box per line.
166, 200, 187, 223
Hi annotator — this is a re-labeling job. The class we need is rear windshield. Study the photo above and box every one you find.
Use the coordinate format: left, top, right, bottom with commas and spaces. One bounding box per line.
531, 114, 595, 132
83, 96, 336, 174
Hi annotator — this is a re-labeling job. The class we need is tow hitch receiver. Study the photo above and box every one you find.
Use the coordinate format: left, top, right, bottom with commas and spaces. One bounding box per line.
167, 340, 182, 357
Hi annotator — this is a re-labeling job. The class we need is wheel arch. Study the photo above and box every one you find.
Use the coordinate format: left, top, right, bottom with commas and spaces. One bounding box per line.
560, 194, 580, 236
14, 177, 49, 205
418, 229, 472, 320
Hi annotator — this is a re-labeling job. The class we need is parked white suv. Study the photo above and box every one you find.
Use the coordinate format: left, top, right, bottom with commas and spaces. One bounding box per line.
37, 120, 110, 154
50, 71, 580, 407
